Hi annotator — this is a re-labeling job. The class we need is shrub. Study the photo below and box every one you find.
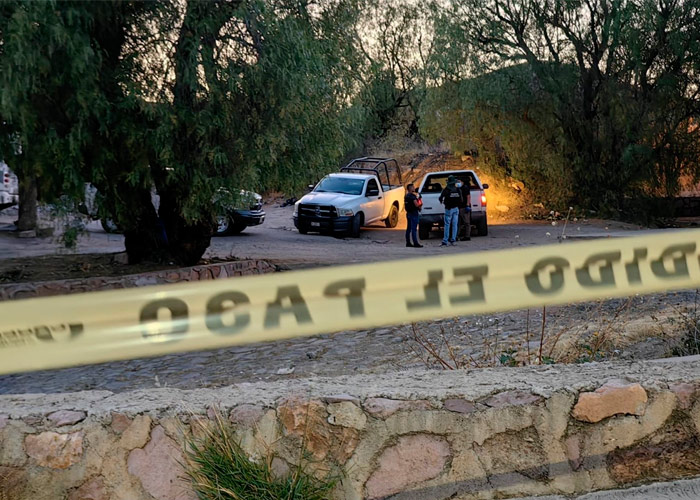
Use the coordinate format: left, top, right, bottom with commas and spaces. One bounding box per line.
185, 412, 337, 500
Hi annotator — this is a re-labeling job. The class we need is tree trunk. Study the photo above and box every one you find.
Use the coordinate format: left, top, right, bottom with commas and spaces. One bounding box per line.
120, 188, 166, 264
16, 174, 37, 232
158, 192, 214, 266
145, 0, 218, 267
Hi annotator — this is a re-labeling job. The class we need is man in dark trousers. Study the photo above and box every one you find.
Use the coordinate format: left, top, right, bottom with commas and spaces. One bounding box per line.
439, 175, 462, 246
404, 183, 423, 247
457, 177, 471, 241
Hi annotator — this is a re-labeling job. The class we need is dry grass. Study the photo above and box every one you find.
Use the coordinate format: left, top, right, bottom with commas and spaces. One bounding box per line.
404, 293, 700, 370
661, 291, 700, 356
408, 321, 475, 369
551, 299, 633, 363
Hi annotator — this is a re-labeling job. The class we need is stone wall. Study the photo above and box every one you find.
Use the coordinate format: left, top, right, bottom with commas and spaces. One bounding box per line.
0, 259, 276, 301
2, 358, 700, 500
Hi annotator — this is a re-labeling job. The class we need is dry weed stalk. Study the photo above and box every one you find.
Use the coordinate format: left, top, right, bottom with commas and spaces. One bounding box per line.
668, 290, 700, 356
407, 296, 639, 370
550, 298, 632, 363
538, 306, 546, 364
409, 322, 458, 370
525, 309, 531, 365
408, 321, 480, 370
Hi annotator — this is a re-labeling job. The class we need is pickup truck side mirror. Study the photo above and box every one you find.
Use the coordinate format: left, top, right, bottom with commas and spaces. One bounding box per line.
307, 184, 315, 191
367, 188, 379, 197
482, 183, 489, 189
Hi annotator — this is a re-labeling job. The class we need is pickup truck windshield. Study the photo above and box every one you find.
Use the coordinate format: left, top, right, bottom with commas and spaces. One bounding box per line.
420, 173, 479, 193
315, 177, 365, 195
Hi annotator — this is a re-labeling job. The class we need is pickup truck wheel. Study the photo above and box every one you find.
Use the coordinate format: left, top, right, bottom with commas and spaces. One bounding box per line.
477, 217, 488, 236
384, 205, 399, 228
350, 213, 362, 238
214, 215, 231, 236
418, 223, 430, 240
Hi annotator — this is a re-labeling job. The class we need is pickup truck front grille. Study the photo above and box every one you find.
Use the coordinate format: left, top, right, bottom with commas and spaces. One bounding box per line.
299, 204, 337, 218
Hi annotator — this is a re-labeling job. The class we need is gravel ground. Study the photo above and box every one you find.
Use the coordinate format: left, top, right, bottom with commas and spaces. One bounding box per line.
0, 203, 692, 395
0, 289, 693, 395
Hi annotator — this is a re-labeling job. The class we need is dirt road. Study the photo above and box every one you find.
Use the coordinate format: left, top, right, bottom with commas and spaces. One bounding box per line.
207, 202, 662, 268
0, 202, 658, 266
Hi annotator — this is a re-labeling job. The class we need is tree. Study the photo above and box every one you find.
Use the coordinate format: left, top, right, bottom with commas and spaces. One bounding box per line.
0, 0, 366, 264
0, 1, 161, 244
0, 2, 102, 232
351, 2, 436, 142
420, 63, 577, 206
428, 0, 700, 214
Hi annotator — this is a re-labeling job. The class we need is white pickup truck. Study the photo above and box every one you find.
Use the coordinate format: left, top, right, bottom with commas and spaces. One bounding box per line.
294, 157, 405, 237
417, 169, 489, 239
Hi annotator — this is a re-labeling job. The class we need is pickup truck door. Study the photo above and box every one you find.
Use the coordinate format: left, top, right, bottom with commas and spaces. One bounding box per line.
418, 175, 444, 216
361, 178, 384, 223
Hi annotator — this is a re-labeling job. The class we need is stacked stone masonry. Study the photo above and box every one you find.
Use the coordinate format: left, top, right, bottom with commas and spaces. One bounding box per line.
0, 259, 276, 301
1, 358, 700, 499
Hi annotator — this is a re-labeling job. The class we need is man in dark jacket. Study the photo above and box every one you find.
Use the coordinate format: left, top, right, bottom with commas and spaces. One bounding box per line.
438, 175, 462, 246
404, 183, 423, 247
457, 177, 471, 241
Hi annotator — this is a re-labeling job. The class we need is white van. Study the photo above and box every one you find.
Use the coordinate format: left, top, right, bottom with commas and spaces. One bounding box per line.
417, 170, 489, 239
0, 162, 19, 210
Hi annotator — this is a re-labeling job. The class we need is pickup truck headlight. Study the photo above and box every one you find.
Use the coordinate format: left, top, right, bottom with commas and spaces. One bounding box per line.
336, 207, 354, 216
293, 204, 299, 216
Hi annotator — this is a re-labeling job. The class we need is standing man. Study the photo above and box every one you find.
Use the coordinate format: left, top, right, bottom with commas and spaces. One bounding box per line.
439, 175, 462, 247
457, 177, 471, 241
404, 183, 423, 248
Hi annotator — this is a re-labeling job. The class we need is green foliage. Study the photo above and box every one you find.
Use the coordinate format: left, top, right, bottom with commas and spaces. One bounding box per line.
0, 0, 372, 262
0, 2, 102, 197
499, 348, 518, 367
575, 344, 608, 364
222, 0, 366, 194
421, 0, 700, 216
420, 64, 576, 207
347, 1, 437, 145
48, 197, 87, 249
185, 413, 337, 500
3, 0, 697, 255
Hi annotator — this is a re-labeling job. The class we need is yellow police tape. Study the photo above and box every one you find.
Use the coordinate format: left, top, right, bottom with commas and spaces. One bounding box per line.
1, 229, 700, 375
